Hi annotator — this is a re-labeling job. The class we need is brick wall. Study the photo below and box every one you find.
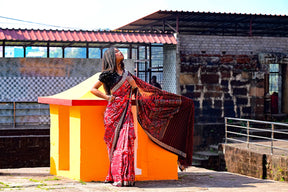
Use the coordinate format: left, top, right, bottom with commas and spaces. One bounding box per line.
179, 35, 288, 150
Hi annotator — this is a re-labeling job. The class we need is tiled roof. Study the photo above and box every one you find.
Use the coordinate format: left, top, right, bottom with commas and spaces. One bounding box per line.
0, 28, 176, 44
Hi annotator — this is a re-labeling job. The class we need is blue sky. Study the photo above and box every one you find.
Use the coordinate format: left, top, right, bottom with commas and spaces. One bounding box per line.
0, 0, 287, 30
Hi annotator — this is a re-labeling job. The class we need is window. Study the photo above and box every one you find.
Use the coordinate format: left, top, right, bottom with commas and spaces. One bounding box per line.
151, 46, 163, 85
131, 48, 137, 60
26, 47, 47, 58
49, 47, 63, 58
65, 47, 86, 58
5, 46, 24, 57
137, 46, 149, 81
269, 64, 280, 94
88, 48, 101, 58
269, 64, 282, 114
134, 46, 164, 83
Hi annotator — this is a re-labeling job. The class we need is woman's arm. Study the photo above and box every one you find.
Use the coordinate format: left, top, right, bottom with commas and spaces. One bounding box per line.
127, 75, 152, 97
127, 75, 137, 89
90, 81, 115, 102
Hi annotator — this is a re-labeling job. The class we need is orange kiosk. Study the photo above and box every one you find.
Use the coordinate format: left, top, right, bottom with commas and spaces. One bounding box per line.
38, 73, 178, 182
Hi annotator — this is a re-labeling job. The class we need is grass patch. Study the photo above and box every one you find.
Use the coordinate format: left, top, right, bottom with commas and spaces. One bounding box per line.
0, 181, 10, 188
29, 178, 40, 182
0, 181, 22, 190
44, 176, 61, 181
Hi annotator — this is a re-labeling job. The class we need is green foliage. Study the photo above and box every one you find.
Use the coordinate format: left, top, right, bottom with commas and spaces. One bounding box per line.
44, 176, 61, 181
79, 180, 87, 185
0, 181, 10, 188
29, 178, 40, 182
0, 181, 22, 190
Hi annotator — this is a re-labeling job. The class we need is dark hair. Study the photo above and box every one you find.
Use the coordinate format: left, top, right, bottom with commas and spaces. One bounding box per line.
102, 47, 116, 72
102, 47, 124, 72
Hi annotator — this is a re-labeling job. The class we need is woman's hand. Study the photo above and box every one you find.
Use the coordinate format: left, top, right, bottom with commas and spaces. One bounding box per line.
108, 95, 116, 102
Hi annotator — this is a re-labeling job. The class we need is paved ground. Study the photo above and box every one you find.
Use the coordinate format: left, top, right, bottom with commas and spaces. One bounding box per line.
0, 166, 288, 192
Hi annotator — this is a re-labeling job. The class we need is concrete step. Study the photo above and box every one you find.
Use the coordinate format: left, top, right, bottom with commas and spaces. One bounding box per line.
194, 150, 219, 158
209, 144, 219, 152
192, 155, 208, 167
191, 161, 202, 166
192, 155, 209, 161
192, 145, 224, 171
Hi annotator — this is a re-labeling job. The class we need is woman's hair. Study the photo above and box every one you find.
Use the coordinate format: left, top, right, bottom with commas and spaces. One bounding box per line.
102, 47, 125, 72
102, 47, 116, 72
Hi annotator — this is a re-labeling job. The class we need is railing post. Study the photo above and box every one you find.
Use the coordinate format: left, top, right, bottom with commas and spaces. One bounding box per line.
271, 123, 274, 155
225, 117, 227, 144
13, 102, 16, 128
247, 120, 250, 148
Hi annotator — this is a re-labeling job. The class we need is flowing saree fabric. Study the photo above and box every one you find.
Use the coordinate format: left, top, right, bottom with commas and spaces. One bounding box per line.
132, 75, 194, 167
103, 71, 135, 185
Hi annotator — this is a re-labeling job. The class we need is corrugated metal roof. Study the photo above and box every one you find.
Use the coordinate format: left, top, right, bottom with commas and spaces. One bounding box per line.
0, 28, 177, 44
117, 10, 288, 37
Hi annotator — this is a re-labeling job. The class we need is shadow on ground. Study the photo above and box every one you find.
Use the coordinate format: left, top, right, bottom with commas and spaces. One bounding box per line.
135, 169, 273, 189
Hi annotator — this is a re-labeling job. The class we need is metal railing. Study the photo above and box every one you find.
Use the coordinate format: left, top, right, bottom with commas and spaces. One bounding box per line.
0, 102, 50, 138
225, 117, 288, 155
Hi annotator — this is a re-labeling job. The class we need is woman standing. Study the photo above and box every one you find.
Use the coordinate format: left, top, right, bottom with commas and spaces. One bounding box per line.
90, 47, 137, 187
91, 47, 194, 187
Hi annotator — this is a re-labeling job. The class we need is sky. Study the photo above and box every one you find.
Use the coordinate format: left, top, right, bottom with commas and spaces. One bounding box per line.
0, 0, 287, 30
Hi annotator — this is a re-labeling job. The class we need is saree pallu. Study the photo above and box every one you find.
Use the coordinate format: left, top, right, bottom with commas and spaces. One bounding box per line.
132, 75, 194, 167
103, 71, 135, 184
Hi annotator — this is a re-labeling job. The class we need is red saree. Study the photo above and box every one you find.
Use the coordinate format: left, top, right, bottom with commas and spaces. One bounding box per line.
132, 75, 194, 167
103, 71, 194, 186
103, 71, 135, 186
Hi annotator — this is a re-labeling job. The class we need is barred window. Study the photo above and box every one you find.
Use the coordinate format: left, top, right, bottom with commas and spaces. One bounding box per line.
269, 64, 280, 94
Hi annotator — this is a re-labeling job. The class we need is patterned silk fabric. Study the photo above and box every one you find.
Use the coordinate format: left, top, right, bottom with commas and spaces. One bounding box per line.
132, 75, 194, 167
102, 70, 194, 185
103, 71, 135, 185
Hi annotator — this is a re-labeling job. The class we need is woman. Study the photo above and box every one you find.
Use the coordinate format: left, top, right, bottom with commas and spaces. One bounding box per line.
90, 47, 137, 187
91, 47, 194, 187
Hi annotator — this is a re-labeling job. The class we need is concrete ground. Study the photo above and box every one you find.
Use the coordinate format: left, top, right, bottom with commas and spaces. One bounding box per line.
0, 166, 288, 192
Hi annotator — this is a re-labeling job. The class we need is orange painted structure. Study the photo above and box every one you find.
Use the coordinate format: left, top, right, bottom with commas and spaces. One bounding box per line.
38, 73, 178, 182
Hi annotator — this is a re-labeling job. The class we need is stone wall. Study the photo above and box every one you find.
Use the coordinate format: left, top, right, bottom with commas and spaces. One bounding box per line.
266, 155, 288, 181
222, 144, 265, 178
179, 35, 288, 150
221, 144, 288, 181
0, 137, 50, 168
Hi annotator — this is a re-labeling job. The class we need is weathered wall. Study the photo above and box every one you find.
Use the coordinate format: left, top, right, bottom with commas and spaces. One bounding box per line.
221, 144, 288, 181
266, 154, 288, 181
179, 35, 288, 150
222, 144, 265, 178
0, 137, 50, 168
0, 58, 134, 102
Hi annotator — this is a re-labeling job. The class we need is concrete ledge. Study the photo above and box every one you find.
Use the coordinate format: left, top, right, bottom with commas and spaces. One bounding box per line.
220, 143, 288, 182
